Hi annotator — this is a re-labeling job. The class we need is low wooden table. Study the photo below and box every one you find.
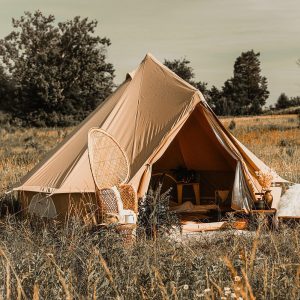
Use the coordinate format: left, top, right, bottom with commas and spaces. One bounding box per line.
177, 182, 200, 204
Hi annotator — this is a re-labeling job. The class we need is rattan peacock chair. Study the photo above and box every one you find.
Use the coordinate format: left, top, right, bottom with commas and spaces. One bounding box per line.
88, 128, 138, 224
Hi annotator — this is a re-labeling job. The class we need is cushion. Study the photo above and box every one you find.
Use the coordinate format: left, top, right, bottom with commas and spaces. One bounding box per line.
111, 186, 136, 223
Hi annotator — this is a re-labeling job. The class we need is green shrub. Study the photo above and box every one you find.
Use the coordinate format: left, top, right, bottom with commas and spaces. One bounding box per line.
138, 185, 180, 239
0, 193, 20, 217
228, 119, 236, 130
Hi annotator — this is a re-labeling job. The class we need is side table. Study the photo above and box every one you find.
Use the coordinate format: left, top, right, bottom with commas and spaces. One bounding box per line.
177, 182, 200, 205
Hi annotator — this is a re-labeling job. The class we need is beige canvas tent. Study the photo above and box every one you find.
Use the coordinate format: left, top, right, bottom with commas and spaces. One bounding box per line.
13, 53, 287, 219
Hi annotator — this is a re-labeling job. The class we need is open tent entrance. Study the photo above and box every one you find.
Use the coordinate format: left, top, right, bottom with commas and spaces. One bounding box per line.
151, 105, 238, 222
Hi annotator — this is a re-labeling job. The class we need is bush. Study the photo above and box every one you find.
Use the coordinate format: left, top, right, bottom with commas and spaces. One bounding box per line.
228, 119, 236, 130
275, 93, 290, 109
279, 139, 290, 147
0, 193, 21, 216
138, 185, 180, 239
0, 111, 12, 125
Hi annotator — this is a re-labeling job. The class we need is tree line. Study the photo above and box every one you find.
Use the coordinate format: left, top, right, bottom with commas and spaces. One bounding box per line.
164, 51, 269, 116
273, 93, 300, 110
0, 11, 298, 127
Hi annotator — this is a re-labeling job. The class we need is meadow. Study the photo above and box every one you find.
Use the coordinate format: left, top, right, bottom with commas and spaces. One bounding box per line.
222, 114, 300, 183
0, 114, 299, 299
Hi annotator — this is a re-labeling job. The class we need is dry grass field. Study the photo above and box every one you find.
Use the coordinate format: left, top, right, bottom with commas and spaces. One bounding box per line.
0, 114, 299, 299
222, 114, 300, 183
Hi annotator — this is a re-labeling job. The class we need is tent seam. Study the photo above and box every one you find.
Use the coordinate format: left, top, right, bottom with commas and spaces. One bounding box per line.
130, 57, 146, 168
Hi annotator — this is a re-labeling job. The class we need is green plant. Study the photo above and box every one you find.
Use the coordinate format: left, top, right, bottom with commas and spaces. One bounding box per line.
279, 139, 290, 147
228, 119, 236, 130
138, 185, 180, 239
0, 115, 299, 298
0, 193, 20, 217
0, 214, 297, 298
286, 146, 296, 158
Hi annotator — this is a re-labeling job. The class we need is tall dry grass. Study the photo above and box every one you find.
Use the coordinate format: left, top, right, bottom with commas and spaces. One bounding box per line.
222, 114, 300, 183
0, 126, 73, 194
0, 114, 299, 299
0, 215, 298, 299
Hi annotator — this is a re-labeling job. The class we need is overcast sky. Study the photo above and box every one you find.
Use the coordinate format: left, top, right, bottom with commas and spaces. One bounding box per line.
0, 0, 299, 104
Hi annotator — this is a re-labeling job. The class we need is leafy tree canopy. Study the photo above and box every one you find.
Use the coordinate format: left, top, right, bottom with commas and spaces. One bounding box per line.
275, 93, 290, 109
222, 50, 269, 115
0, 66, 13, 111
0, 11, 115, 126
164, 58, 195, 84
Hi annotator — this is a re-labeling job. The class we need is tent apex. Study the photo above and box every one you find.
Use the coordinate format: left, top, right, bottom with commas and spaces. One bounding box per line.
145, 52, 154, 59
144, 52, 162, 66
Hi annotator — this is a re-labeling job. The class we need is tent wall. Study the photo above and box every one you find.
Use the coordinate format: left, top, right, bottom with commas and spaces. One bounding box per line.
14, 54, 201, 195
18, 191, 98, 221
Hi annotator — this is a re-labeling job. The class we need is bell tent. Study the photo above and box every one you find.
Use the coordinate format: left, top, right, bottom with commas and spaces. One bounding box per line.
13, 53, 287, 219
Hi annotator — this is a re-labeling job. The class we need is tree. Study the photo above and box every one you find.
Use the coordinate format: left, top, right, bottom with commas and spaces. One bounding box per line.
290, 96, 300, 107
209, 85, 232, 116
0, 66, 15, 112
222, 50, 269, 115
0, 11, 115, 126
164, 58, 195, 84
0, 66, 8, 109
164, 52, 269, 116
275, 93, 290, 109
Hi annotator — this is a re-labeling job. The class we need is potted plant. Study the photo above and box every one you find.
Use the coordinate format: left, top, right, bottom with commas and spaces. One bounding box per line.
255, 170, 274, 209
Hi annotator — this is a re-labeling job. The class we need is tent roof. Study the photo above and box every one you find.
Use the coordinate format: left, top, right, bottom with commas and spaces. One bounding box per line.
14, 53, 204, 193
14, 53, 287, 196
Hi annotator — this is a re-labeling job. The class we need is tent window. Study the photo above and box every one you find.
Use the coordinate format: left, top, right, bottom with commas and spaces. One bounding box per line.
28, 193, 57, 219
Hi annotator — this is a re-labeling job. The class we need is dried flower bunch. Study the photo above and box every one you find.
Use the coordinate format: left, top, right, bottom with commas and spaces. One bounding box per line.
255, 170, 274, 190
